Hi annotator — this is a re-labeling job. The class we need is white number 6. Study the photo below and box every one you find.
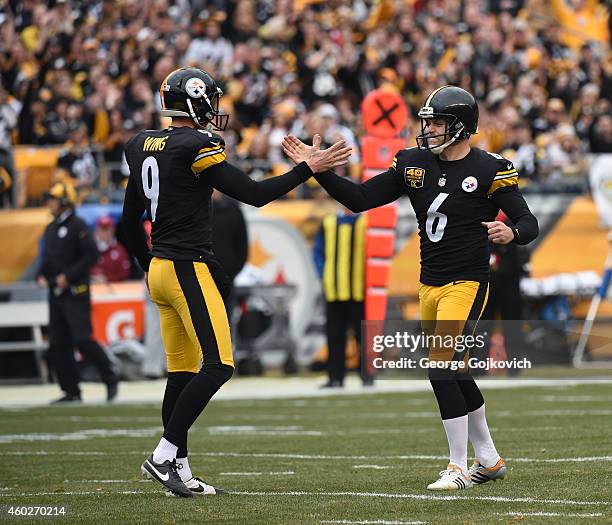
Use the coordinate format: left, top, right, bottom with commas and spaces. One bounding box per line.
425, 193, 449, 242
141, 156, 159, 221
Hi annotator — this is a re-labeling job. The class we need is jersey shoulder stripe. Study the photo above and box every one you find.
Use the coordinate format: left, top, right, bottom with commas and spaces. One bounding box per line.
472, 148, 520, 195
493, 170, 518, 180
195, 146, 225, 161
189, 131, 227, 174
191, 150, 226, 174
494, 168, 518, 177
488, 175, 518, 195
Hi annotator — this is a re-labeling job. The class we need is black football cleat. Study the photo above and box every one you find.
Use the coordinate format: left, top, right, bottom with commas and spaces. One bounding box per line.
141, 455, 193, 497
165, 477, 227, 497
51, 393, 82, 404
106, 381, 119, 402
320, 379, 343, 389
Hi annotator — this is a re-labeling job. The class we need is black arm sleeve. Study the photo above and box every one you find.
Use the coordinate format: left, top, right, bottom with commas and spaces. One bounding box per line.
312, 168, 404, 212
491, 187, 539, 245
206, 161, 312, 207
121, 176, 152, 272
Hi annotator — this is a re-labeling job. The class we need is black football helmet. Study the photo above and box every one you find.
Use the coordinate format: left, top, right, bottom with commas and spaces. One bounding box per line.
159, 67, 229, 131
416, 86, 479, 154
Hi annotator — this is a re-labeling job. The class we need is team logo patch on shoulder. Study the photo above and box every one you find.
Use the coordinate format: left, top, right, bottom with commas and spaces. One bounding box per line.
404, 167, 426, 188
462, 176, 478, 192
185, 77, 206, 98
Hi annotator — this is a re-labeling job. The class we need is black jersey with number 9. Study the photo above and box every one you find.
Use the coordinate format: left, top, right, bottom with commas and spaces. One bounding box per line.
124, 126, 226, 263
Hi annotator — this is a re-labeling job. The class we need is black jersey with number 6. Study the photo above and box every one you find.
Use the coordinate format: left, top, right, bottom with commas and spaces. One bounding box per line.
394, 147, 524, 285
312, 146, 538, 286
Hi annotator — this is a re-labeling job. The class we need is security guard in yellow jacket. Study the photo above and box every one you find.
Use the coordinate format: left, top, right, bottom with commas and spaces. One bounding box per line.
313, 208, 372, 387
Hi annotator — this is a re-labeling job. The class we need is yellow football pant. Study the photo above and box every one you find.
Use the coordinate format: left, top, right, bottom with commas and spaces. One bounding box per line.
419, 280, 489, 363
148, 257, 234, 373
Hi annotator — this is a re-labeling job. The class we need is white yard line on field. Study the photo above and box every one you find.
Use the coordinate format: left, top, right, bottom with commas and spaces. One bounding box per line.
218, 471, 295, 476
499, 512, 604, 518
353, 465, 397, 470
207, 425, 323, 436
526, 409, 612, 416
63, 480, 149, 484
0, 491, 148, 496
534, 395, 612, 403
321, 520, 427, 524
231, 491, 611, 506
0, 488, 609, 507
3, 450, 612, 463
0, 427, 161, 444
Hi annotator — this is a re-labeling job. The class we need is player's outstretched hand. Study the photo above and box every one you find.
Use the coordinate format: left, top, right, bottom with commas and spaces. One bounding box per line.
482, 221, 514, 244
282, 135, 312, 164
282, 134, 351, 173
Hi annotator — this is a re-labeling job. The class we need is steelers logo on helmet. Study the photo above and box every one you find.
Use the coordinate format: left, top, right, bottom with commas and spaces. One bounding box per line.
185, 77, 206, 99
159, 67, 229, 131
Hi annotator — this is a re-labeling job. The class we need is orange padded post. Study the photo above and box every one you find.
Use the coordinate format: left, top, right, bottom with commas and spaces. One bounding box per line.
360, 90, 408, 322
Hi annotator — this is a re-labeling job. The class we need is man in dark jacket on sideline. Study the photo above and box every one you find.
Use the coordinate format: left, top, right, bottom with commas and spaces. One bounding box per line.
37, 182, 119, 403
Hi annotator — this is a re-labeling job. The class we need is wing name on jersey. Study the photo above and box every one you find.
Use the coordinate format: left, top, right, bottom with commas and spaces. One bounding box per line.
143, 136, 168, 152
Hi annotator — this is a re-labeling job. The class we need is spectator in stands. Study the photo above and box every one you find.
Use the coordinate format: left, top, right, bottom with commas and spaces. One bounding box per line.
37, 182, 118, 404
0, 83, 16, 207
90, 215, 132, 283
103, 109, 128, 188
551, 0, 610, 49
184, 18, 233, 77
542, 123, 589, 181
501, 121, 538, 181
231, 39, 271, 127
1, 0, 610, 194
239, 129, 275, 180
533, 98, 569, 137
56, 122, 99, 191
589, 114, 612, 153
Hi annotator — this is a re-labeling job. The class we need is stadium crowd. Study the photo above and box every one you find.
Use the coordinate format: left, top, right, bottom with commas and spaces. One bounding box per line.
0, 0, 611, 203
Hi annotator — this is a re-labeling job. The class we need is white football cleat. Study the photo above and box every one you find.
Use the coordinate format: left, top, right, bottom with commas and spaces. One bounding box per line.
427, 464, 472, 490
165, 476, 226, 497
468, 458, 507, 485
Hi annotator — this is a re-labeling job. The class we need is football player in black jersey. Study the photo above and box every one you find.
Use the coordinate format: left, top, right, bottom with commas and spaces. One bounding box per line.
122, 67, 351, 497
283, 86, 538, 491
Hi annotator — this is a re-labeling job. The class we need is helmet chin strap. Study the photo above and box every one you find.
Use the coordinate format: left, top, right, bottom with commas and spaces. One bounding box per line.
186, 99, 205, 128
430, 127, 464, 155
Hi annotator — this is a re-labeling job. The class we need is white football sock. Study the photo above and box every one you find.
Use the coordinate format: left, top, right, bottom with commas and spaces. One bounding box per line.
442, 414, 469, 473
468, 404, 501, 467
152, 437, 178, 464
176, 456, 193, 482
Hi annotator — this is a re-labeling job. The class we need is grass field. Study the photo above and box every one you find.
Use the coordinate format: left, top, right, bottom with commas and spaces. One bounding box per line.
1, 382, 611, 524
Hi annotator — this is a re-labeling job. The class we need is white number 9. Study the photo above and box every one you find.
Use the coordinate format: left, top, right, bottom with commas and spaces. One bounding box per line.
141, 156, 159, 221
